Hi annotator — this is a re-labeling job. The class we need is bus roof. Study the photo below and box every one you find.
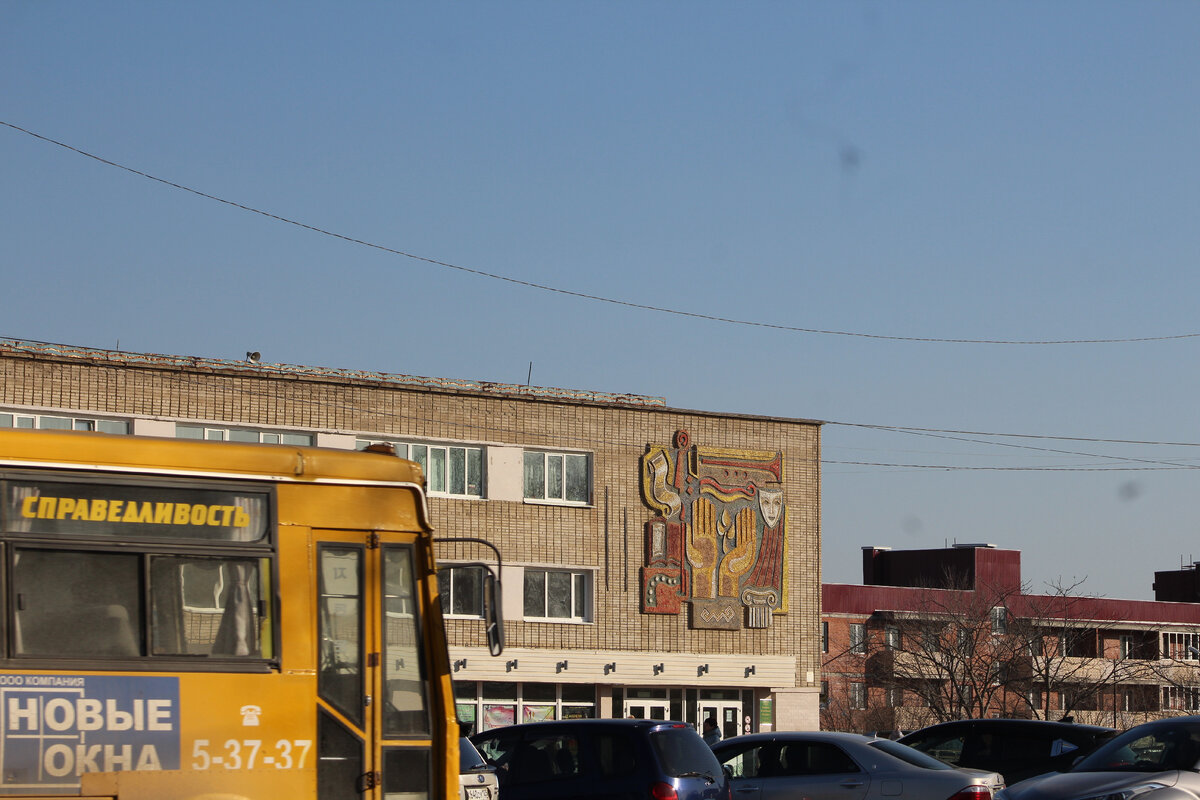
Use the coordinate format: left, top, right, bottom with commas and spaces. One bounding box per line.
0, 428, 426, 487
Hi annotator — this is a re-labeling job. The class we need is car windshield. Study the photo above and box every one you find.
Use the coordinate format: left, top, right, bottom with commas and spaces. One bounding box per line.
870, 739, 956, 770
1074, 723, 1200, 774
650, 727, 723, 778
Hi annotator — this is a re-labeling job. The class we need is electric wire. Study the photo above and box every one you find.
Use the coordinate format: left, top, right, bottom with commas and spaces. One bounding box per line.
4, 119, 1199, 347
125, 354, 1200, 474
2, 334, 1195, 473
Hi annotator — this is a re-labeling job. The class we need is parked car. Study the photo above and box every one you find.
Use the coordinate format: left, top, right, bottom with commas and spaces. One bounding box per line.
459, 736, 500, 800
899, 718, 1117, 786
471, 718, 729, 800
996, 714, 1200, 800
712, 731, 1005, 800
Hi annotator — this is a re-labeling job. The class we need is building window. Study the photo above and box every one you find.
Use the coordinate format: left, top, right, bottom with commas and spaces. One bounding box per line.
1028, 689, 1044, 710
991, 606, 1008, 635
437, 566, 484, 617
1, 412, 129, 434
458, 682, 597, 733
850, 682, 866, 710
820, 681, 829, 709
886, 688, 901, 708
850, 623, 866, 655
821, 621, 829, 653
1163, 686, 1200, 711
523, 451, 590, 504
356, 440, 484, 498
1162, 632, 1200, 661
179, 424, 312, 446
1120, 635, 1134, 660
523, 568, 590, 622
885, 626, 901, 650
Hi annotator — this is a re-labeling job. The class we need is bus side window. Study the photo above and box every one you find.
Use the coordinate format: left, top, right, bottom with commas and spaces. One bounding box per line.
13, 549, 143, 657
149, 556, 270, 658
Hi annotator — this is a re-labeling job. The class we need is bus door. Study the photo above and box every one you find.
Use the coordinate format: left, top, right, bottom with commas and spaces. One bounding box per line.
316, 532, 438, 800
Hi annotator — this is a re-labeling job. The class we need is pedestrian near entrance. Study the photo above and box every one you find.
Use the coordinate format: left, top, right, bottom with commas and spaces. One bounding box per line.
702, 717, 721, 748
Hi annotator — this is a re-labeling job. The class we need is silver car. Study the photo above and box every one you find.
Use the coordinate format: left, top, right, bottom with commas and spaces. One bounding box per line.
996, 715, 1200, 800
712, 731, 1006, 800
459, 736, 500, 800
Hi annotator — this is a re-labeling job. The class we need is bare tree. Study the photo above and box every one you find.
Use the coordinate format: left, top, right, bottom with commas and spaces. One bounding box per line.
1005, 578, 1156, 724
868, 570, 1028, 724
846, 571, 1149, 727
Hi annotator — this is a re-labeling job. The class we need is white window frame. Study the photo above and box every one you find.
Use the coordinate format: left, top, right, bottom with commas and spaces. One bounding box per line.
522, 567, 591, 623
850, 682, 866, 710
522, 450, 591, 505
438, 564, 485, 619
1, 411, 129, 434
178, 424, 313, 446
850, 623, 867, 655
885, 625, 901, 650
356, 439, 484, 499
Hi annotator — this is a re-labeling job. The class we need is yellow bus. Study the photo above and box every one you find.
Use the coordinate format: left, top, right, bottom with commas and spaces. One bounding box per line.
0, 428, 501, 800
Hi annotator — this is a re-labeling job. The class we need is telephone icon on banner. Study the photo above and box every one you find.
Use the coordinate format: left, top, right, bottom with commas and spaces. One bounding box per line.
241, 705, 262, 726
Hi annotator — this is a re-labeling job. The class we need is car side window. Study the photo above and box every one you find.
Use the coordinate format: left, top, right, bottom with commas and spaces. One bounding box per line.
717, 747, 750, 778
513, 733, 582, 784
718, 744, 782, 779
1051, 737, 1080, 757
916, 733, 967, 765
995, 732, 1050, 761
473, 731, 521, 785
793, 743, 861, 775
595, 732, 638, 778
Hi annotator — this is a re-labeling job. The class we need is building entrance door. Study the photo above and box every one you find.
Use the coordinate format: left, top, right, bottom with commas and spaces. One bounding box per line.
624, 688, 670, 720
699, 697, 743, 742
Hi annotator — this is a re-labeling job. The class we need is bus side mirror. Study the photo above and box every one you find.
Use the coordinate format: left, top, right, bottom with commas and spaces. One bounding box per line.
484, 570, 504, 656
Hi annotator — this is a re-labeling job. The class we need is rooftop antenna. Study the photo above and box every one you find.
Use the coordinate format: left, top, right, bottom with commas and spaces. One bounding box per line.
527, 361, 532, 386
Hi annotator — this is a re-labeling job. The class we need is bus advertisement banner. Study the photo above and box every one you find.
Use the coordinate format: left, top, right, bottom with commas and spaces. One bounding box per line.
0, 674, 180, 794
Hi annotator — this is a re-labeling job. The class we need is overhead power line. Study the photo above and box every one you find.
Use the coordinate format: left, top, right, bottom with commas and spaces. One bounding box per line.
4, 119, 1200, 347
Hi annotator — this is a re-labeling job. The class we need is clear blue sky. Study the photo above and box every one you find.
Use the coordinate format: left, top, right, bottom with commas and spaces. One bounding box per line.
4, 2, 1199, 600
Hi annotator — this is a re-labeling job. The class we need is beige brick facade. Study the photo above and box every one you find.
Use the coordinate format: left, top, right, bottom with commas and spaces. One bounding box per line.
0, 340, 823, 732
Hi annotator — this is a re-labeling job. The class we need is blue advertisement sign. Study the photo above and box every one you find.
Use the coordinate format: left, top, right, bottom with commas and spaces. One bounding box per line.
0, 674, 180, 794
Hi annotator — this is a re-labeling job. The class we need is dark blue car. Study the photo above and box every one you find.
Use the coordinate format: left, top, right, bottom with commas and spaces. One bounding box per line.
472, 718, 731, 800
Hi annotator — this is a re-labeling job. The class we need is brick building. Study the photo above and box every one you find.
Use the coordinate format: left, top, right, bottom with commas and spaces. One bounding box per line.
0, 339, 824, 734
822, 543, 1200, 734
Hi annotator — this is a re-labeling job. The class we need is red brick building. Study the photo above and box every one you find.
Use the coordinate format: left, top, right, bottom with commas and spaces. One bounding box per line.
822, 544, 1200, 733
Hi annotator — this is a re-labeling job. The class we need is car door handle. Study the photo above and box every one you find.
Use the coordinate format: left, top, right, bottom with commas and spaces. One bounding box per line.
840, 780, 865, 788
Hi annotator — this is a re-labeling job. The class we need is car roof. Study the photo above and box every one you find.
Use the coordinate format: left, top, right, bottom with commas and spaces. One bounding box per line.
474, 719, 694, 734
903, 719, 1115, 736
715, 731, 876, 746
1121, 714, 1200, 732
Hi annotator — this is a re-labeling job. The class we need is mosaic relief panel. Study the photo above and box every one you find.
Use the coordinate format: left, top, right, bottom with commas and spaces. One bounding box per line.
640, 429, 788, 629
